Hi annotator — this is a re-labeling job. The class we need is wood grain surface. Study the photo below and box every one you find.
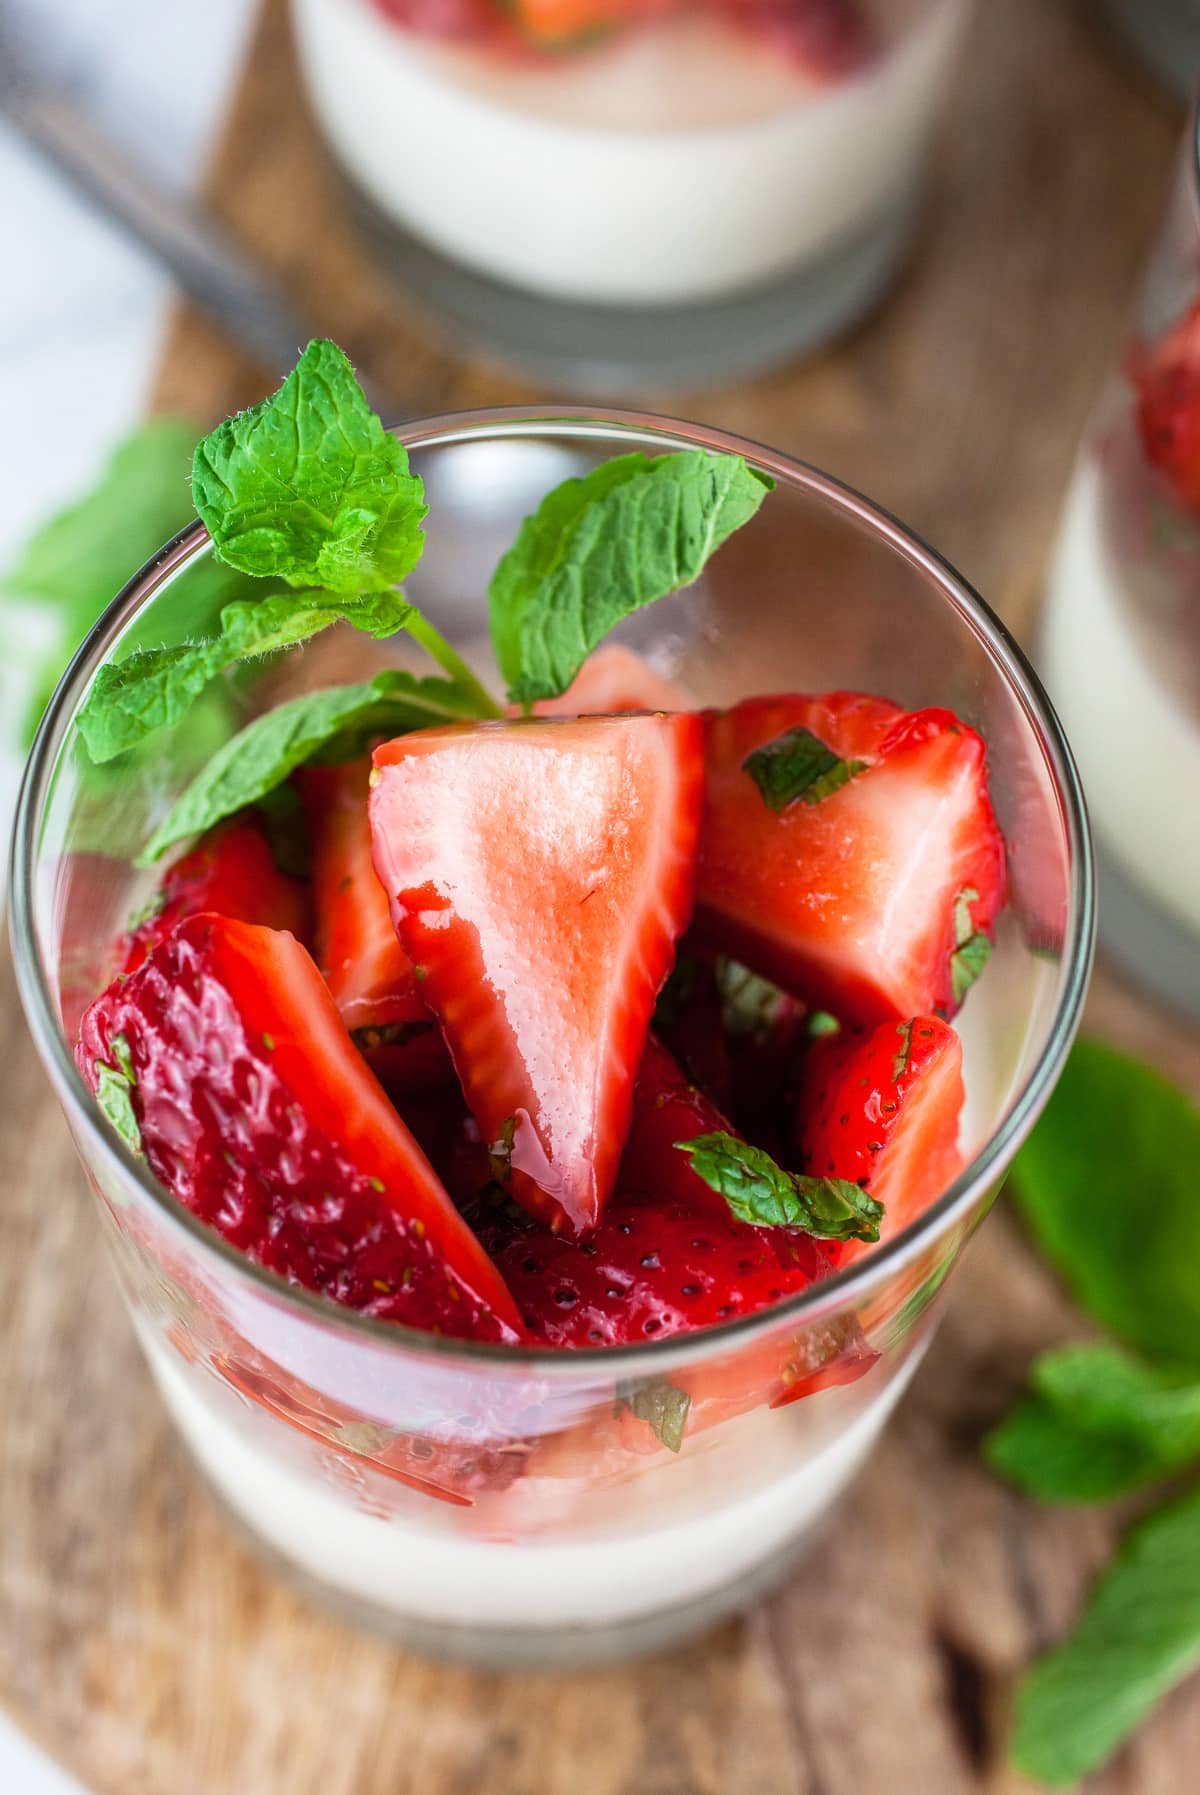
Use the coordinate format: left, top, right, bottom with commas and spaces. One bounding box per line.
4, 2, 1199, 1791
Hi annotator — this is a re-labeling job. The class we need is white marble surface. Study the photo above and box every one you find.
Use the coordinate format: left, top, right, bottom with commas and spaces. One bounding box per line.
1, 0, 253, 1782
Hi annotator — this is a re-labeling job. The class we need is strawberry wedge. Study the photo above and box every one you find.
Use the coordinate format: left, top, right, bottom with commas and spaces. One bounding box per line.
794, 1013, 965, 1263
370, 714, 704, 1236
119, 815, 308, 974
696, 693, 1006, 1024
77, 915, 523, 1342
299, 757, 429, 1031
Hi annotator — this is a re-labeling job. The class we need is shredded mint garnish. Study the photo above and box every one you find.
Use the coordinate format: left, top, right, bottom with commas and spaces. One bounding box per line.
139, 670, 477, 864
192, 339, 427, 594
616, 1378, 692, 1453
94, 1033, 142, 1157
489, 449, 772, 706
950, 931, 991, 1004
892, 1020, 914, 1082
716, 958, 792, 1044
742, 724, 867, 812
676, 1132, 882, 1243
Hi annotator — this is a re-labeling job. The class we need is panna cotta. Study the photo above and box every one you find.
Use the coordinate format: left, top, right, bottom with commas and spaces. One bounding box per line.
291, 0, 971, 308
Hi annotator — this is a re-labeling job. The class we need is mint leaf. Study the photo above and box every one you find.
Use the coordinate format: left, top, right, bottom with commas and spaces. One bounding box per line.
616, 1378, 691, 1453
94, 1033, 142, 1156
988, 1344, 1200, 1504
491, 450, 772, 705
950, 932, 991, 1003
0, 418, 210, 742
742, 725, 867, 812
77, 587, 414, 764
892, 1019, 914, 1081
192, 339, 426, 593
676, 1132, 883, 1243
1012, 1040, 1200, 1368
140, 669, 477, 864
716, 958, 795, 1044
1010, 1482, 1200, 1786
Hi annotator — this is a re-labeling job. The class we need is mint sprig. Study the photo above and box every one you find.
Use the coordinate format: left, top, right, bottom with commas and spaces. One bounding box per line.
94, 1033, 142, 1157
742, 724, 867, 812
139, 670, 478, 864
676, 1132, 883, 1243
989, 1039, 1200, 1782
192, 339, 426, 594
489, 449, 772, 706
78, 588, 414, 763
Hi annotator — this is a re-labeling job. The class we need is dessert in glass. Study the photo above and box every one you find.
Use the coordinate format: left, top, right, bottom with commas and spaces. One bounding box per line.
290, 0, 973, 389
12, 370, 1092, 1667
1041, 108, 1200, 1016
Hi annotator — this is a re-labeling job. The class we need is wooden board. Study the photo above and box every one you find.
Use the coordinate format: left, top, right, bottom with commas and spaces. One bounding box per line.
3, 2, 1199, 1790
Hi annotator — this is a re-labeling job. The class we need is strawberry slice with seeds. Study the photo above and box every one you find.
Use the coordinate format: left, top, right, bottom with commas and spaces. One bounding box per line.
77, 914, 523, 1342
370, 714, 704, 1236
476, 1034, 837, 1346
1132, 295, 1200, 511
119, 815, 308, 974
696, 692, 1006, 1024
299, 756, 430, 1031
794, 1013, 964, 1263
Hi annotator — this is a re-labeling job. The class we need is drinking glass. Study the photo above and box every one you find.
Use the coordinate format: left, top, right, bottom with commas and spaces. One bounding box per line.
1040, 104, 1200, 1016
11, 409, 1093, 1667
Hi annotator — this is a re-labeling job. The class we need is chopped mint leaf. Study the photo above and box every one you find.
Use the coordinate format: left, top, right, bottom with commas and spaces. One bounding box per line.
676, 1132, 883, 1243
488, 1117, 517, 1185
953, 885, 979, 946
0, 417, 230, 744
742, 724, 867, 812
1010, 1482, 1200, 1786
94, 1033, 142, 1157
716, 958, 792, 1044
950, 932, 991, 1004
987, 1344, 1200, 1504
78, 586, 414, 764
491, 449, 772, 705
140, 669, 477, 864
892, 1020, 913, 1082
192, 339, 427, 594
806, 1010, 841, 1039
1012, 1040, 1200, 1367
616, 1378, 691, 1453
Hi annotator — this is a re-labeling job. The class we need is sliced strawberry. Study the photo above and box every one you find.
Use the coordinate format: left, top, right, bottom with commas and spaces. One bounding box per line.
531, 643, 690, 717
696, 692, 1006, 1024
119, 815, 308, 975
794, 1013, 964, 1264
76, 915, 523, 1343
1132, 295, 1200, 511
299, 756, 429, 1032
370, 714, 704, 1236
476, 1035, 836, 1346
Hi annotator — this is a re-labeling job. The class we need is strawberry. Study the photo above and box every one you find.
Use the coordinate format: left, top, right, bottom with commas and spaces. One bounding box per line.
1132, 295, 1200, 511
794, 1013, 964, 1264
119, 815, 308, 975
696, 692, 1006, 1024
719, 0, 875, 79
531, 643, 690, 717
76, 915, 523, 1343
369, 713, 704, 1236
299, 756, 429, 1032
475, 1034, 836, 1347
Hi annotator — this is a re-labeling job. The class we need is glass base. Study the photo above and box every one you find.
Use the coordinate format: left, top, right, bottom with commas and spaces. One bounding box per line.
338, 162, 919, 398
1099, 0, 1200, 102
1095, 836, 1200, 1021
205, 1472, 829, 1669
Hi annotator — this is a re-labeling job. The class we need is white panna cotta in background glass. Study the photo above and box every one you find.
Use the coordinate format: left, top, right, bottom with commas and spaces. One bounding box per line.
290, 0, 971, 385
12, 414, 1092, 1669
1040, 117, 1200, 1015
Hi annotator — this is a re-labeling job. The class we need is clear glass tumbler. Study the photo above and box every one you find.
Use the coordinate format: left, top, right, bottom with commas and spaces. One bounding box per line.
290, 0, 974, 391
1040, 104, 1200, 1017
11, 410, 1093, 1668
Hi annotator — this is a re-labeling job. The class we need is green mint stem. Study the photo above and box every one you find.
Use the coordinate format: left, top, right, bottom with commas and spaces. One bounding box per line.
404, 612, 502, 719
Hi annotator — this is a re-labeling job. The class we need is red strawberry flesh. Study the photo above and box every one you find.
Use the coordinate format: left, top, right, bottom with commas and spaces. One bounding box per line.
794, 1012, 964, 1264
119, 815, 308, 975
77, 914, 523, 1342
696, 692, 1006, 1023
1133, 295, 1200, 512
370, 713, 704, 1236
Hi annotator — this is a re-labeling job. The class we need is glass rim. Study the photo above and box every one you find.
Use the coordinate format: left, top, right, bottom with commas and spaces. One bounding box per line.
9, 404, 1095, 1376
